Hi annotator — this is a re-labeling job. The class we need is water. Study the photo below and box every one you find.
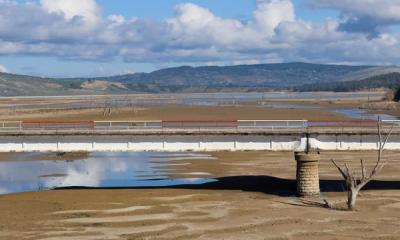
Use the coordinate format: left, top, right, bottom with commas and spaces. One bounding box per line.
262, 102, 321, 109
0, 152, 217, 195
1, 92, 384, 110
336, 108, 399, 120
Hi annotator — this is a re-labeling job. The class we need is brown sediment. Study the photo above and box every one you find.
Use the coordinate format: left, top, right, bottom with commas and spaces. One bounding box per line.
1, 151, 400, 239
1, 94, 400, 239
1, 95, 396, 122
0, 152, 90, 162
0, 152, 21, 161
0, 104, 350, 121
360, 101, 400, 117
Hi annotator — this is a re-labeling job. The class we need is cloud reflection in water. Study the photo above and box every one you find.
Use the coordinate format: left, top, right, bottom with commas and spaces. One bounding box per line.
0, 152, 216, 195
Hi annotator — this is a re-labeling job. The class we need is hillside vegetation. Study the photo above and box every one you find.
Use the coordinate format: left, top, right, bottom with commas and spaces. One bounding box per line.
100, 63, 371, 91
294, 72, 400, 92
0, 62, 399, 96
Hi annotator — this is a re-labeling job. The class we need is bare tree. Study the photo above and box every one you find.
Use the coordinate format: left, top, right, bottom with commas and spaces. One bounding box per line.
331, 118, 394, 211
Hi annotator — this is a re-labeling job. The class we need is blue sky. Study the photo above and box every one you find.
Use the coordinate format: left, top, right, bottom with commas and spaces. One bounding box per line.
0, 0, 399, 77
98, 0, 339, 23
16, 0, 337, 21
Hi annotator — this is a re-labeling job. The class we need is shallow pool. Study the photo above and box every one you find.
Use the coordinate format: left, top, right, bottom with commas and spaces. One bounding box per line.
0, 152, 217, 195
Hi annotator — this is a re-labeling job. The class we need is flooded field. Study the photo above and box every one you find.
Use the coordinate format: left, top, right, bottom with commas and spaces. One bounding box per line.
0, 91, 385, 110
0, 91, 396, 122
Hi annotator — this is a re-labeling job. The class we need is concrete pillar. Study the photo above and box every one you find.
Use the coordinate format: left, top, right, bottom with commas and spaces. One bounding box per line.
294, 152, 320, 197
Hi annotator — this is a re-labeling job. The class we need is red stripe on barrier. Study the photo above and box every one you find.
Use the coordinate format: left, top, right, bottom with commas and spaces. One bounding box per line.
161, 120, 239, 123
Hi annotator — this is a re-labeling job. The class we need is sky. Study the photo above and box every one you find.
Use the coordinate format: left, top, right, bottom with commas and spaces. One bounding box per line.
0, 0, 399, 77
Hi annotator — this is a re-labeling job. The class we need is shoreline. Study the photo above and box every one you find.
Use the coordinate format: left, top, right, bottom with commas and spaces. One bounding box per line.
1, 150, 400, 239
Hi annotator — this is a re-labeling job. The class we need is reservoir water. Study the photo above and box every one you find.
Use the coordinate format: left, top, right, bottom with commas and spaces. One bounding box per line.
336, 108, 399, 120
0, 152, 217, 195
1, 92, 384, 110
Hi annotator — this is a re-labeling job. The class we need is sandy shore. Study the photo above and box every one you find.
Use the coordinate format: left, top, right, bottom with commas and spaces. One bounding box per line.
1, 151, 400, 239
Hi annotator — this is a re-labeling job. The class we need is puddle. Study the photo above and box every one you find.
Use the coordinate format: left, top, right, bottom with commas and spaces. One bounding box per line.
0, 152, 217, 195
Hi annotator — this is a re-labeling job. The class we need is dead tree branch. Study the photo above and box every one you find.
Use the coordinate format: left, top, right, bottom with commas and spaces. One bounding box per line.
331, 117, 394, 210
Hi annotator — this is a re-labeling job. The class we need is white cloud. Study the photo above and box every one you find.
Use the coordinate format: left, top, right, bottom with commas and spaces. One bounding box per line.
40, 0, 101, 26
108, 15, 126, 25
254, 0, 295, 36
307, 0, 400, 37
308, 0, 400, 21
0, 64, 8, 73
0, 0, 398, 68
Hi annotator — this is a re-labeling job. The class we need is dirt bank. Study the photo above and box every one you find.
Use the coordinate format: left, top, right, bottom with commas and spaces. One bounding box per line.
0, 104, 350, 121
1, 151, 400, 239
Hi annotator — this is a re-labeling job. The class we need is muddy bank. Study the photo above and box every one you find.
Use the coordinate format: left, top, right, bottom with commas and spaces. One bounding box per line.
0, 104, 350, 121
1, 151, 400, 239
32, 152, 90, 161
0, 152, 90, 162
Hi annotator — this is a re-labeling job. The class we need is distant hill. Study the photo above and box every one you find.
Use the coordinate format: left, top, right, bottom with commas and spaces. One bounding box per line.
0, 73, 126, 96
294, 72, 400, 92
99, 62, 374, 92
0, 73, 75, 96
0, 62, 400, 96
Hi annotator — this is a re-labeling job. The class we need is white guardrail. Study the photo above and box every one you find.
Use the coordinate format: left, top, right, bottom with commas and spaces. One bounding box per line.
94, 120, 309, 130
94, 121, 163, 129
0, 121, 22, 130
0, 120, 308, 131
0, 119, 398, 131
237, 120, 307, 129
382, 120, 400, 124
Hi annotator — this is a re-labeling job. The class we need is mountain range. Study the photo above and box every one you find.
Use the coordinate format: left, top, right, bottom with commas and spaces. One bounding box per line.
1, 62, 400, 96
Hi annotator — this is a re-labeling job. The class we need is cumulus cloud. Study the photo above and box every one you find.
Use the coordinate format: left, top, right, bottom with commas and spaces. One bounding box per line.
0, 64, 8, 73
308, 0, 400, 21
307, 0, 400, 37
40, 0, 101, 26
0, 0, 399, 68
254, 0, 295, 36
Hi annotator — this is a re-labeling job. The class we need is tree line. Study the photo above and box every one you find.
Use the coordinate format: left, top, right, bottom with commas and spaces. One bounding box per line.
294, 72, 400, 92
